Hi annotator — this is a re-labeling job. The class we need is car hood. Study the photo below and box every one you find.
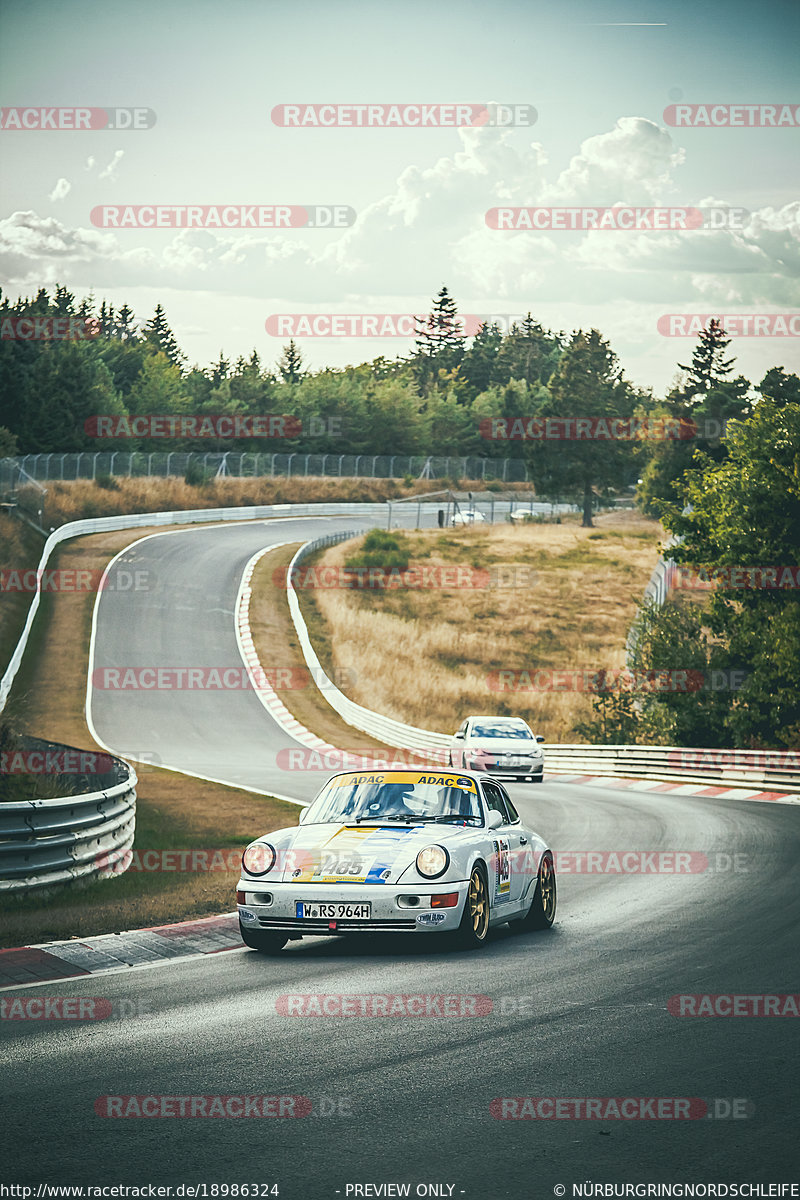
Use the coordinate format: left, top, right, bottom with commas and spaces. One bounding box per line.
252, 821, 474, 885
465, 738, 541, 754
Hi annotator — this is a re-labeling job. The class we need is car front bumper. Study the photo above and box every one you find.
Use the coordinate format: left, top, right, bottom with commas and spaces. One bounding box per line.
237, 879, 470, 935
469, 762, 544, 778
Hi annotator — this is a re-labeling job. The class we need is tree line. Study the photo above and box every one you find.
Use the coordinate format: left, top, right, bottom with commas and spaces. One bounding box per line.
3, 284, 794, 516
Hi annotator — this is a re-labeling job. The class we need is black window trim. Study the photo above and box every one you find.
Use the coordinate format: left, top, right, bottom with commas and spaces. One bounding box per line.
481, 779, 517, 826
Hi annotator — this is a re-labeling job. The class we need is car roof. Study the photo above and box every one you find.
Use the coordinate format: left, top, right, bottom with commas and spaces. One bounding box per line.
467, 715, 530, 725
324, 768, 484, 782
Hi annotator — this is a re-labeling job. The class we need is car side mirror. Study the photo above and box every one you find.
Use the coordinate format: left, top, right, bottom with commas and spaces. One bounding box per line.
454, 731, 465, 739
298, 806, 310, 823
487, 809, 504, 830
536, 736, 545, 743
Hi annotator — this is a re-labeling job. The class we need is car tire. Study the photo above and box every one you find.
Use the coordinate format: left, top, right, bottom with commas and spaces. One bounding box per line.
533, 772, 544, 784
453, 864, 490, 950
510, 852, 556, 931
239, 920, 288, 954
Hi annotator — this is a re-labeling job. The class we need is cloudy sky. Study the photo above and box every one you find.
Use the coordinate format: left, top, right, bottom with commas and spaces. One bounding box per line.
1, 0, 798, 393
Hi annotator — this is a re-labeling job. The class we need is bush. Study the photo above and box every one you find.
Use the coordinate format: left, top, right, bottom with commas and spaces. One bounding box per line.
184, 460, 210, 487
94, 474, 120, 491
345, 529, 410, 571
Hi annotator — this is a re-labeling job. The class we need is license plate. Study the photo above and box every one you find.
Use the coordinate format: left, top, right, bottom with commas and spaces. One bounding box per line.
502, 759, 525, 768
296, 902, 371, 919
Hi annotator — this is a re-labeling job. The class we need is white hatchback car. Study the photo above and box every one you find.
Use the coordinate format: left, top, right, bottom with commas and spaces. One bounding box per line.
450, 509, 486, 526
449, 715, 545, 783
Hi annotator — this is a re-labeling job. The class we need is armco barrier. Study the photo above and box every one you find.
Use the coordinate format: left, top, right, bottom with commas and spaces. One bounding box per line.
0, 735, 137, 893
286, 538, 800, 794
540, 744, 800, 793
286, 536, 453, 754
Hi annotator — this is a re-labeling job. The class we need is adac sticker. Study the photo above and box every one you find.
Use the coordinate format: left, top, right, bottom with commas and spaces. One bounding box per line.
239, 909, 257, 923
416, 911, 447, 925
333, 771, 476, 791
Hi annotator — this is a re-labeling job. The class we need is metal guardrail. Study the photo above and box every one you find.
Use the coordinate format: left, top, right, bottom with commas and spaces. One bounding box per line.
287, 538, 800, 795
541, 744, 800, 793
0, 735, 137, 893
287, 535, 453, 754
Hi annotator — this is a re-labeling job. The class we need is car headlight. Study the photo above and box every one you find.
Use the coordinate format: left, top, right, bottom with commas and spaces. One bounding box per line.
416, 845, 450, 879
242, 842, 276, 876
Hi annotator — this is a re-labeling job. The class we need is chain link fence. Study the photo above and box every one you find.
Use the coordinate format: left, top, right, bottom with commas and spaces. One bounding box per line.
0, 452, 529, 490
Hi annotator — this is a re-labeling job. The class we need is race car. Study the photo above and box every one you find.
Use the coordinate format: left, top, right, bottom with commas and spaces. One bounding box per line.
449, 715, 545, 782
237, 768, 555, 954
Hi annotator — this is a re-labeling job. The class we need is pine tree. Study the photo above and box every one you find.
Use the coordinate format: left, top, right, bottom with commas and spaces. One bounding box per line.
677, 320, 736, 406
278, 339, 304, 384
413, 286, 465, 359
210, 352, 229, 386
142, 304, 185, 369
113, 304, 138, 341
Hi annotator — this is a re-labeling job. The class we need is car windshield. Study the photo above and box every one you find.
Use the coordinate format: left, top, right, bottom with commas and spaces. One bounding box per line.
303, 772, 484, 826
471, 722, 532, 739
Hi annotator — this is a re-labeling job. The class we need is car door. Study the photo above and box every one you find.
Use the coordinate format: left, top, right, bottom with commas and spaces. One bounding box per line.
481, 780, 526, 906
494, 782, 535, 902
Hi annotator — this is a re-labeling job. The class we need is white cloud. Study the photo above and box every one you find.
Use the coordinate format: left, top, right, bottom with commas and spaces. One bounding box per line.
48, 178, 71, 203
99, 150, 124, 180
2, 119, 797, 332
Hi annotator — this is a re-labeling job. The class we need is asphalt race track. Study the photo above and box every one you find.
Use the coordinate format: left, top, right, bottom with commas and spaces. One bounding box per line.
2, 515, 798, 1194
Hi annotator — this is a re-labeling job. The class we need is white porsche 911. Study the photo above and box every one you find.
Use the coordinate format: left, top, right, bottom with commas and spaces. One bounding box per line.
237, 768, 555, 954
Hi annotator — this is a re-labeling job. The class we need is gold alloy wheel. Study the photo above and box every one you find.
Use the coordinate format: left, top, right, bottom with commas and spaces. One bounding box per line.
467, 867, 489, 940
539, 854, 555, 924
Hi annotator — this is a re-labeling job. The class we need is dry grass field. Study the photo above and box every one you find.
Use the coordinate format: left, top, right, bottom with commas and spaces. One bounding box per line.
297, 512, 664, 743
23, 474, 532, 529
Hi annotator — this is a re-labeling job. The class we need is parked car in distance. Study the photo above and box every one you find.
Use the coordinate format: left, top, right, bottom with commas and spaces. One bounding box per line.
450, 509, 486, 525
